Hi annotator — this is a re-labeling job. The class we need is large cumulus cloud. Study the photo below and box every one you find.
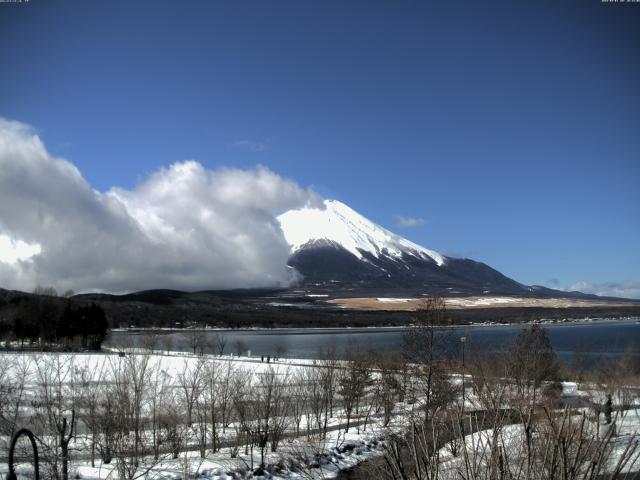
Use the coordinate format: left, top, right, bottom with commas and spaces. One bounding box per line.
0, 118, 320, 293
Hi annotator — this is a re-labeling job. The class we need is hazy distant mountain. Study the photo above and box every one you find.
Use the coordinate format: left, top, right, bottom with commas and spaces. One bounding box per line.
278, 200, 596, 298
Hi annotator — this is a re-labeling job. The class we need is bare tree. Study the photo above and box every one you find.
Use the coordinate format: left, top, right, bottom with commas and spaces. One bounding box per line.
231, 367, 256, 461
33, 285, 59, 297
140, 333, 159, 353
234, 338, 249, 356
148, 361, 173, 460
93, 386, 118, 464
31, 355, 78, 480
381, 297, 458, 480
157, 387, 186, 460
202, 358, 221, 452
510, 324, 559, 402
183, 328, 205, 355
108, 353, 153, 479
254, 366, 291, 464
218, 359, 238, 432
509, 324, 560, 476
305, 362, 328, 437
177, 358, 207, 457
77, 358, 109, 467
274, 341, 288, 361
403, 297, 456, 425
374, 350, 404, 427
212, 331, 227, 356
338, 344, 373, 433
177, 358, 204, 428
289, 369, 309, 436
163, 334, 174, 353
311, 341, 340, 439
0, 355, 31, 450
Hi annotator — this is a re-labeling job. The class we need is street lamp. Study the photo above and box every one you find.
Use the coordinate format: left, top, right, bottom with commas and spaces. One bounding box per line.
460, 336, 467, 409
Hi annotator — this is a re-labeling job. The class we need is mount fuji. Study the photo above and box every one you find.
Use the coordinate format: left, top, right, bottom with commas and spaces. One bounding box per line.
277, 200, 569, 298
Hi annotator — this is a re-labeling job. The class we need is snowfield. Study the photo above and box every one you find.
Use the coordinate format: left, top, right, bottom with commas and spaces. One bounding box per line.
1, 349, 639, 479
278, 199, 446, 266
0, 350, 396, 479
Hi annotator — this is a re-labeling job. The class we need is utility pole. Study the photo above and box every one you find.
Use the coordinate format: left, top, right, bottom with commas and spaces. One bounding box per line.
460, 336, 467, 420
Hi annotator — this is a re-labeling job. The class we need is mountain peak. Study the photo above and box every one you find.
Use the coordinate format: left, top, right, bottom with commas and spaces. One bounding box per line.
276, 199, 603, 298
278, 199, 445, 266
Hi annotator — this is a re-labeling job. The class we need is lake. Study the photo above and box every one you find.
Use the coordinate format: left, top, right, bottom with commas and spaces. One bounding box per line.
106, 318, 640, 366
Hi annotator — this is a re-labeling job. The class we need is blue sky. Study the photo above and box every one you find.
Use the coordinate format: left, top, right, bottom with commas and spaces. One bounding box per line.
1, 0, 639, 295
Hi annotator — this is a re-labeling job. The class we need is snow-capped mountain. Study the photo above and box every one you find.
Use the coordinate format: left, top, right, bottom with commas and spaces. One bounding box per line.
279, 200, 446, 266
277, 200, 530, 296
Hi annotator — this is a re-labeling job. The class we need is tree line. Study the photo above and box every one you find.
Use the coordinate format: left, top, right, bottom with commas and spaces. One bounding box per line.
0, 287, 108, 350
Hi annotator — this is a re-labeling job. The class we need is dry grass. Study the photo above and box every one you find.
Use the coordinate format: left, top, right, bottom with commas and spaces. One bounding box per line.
327, 296, 638, 311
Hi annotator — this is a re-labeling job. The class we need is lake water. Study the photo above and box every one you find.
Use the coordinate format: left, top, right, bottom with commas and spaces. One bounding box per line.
106, 318, 640, 366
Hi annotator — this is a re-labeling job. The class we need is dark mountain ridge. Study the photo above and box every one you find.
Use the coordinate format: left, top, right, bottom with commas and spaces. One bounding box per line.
286, 240, 621, 301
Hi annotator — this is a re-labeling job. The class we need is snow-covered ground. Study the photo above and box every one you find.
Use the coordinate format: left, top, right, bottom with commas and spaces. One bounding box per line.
3, 424, 388, 480
434, 379, 640, 478
435, 409, 640, 479
0, 350, 394, 479
2, 350, 640, 479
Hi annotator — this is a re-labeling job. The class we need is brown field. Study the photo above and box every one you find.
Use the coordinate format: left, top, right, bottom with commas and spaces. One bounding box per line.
327, 296, 639, 311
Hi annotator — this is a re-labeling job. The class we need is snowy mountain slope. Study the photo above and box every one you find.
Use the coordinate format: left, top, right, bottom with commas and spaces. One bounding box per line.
278, 200, 445, 265
277, 200, 529, 296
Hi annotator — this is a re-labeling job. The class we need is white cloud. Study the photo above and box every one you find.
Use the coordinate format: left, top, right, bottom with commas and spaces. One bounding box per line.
567, 281, 640, 300
396, 215, 425, 228
0, 234, 41, 264
0, 118, 320, 293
